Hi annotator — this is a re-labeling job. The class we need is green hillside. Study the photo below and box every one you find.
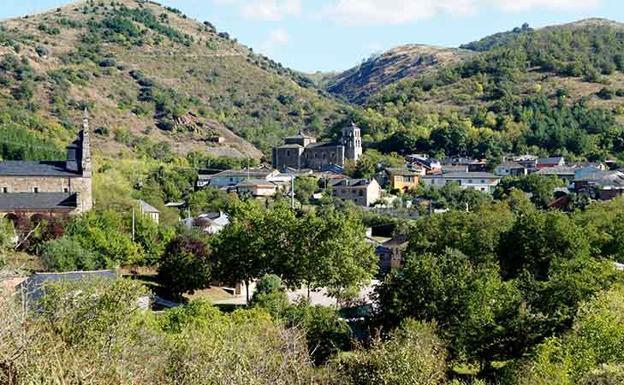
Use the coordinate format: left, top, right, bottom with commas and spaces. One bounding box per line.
332, 19, 624, 163
0, 0, 348, 161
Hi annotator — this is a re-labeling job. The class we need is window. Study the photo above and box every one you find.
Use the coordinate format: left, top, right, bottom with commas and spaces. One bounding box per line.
33, 187, 39, 193
2, 187, 6, 193
468, 180, 473, 184
286, 150, 290, 157
481, 180, 486, 184
63, 188, 69, 193
358, 190, 364, 196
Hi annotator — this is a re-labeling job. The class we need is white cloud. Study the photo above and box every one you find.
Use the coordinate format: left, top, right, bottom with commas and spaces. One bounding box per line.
492, 0, 600, 12
323, 0, 601, 26
258, 28, 291, 54
215, 0, 302, 21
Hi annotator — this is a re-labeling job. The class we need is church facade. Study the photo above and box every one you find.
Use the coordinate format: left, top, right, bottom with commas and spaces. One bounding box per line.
0, 113, 93, 219
272, 123, 363, 170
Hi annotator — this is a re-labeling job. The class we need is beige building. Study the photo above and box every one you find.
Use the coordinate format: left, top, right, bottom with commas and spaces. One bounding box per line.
0, 113, 93, 219
331, 178, 381, 207
236, 179, 281, 197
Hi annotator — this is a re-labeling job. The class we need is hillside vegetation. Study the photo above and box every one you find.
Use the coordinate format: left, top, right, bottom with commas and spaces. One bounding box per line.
329, 19, 624, 164
0, 0, 348, 161
326, 44, 471, 104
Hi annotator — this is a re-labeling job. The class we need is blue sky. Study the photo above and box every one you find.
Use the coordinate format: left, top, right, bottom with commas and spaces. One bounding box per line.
3, 0, 624, 72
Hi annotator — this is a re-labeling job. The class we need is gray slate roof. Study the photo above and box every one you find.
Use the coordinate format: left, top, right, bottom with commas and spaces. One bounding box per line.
307, 141, 342, 149
0, 193, 77, 211
18, 270, 117, 306
331, 178, 371, 187
423, 172, 500, 179
0, 161, 79, 177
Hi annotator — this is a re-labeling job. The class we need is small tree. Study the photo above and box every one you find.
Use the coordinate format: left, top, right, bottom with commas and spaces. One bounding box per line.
158, 232, 212, 298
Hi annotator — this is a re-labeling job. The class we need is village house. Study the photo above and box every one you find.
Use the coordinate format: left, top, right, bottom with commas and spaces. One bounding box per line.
0, 113, 93, 219
406, 154, 442, 174
536, 156, 565, 170
386, 168, 423, 192
513, 154, 539, 170
331, 178, 381, 207
137, 200, 160, 224
183, 211, 230, 235
421, 172, 502, 193
494, 161, 528, 177
535, 166, 577, 183
236, 179, 282, 197
376, 235, 409, 276
197, 167, 282, 189
272, 123, 362, 171
442, 157, 487, 172
573, 170, 624, 201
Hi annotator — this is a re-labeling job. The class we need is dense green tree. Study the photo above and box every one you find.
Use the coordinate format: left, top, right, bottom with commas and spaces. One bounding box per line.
211, 200, 268, 304
158, 232, 212, 297
294, 176, 320, 205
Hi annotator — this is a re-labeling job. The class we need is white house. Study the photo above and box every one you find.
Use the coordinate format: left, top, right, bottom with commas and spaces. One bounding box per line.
197, 167, 280, 189
137, 200, 160, 224
183, 212, 230, 234
494, 161, 528, 177
421, 172, 501, 193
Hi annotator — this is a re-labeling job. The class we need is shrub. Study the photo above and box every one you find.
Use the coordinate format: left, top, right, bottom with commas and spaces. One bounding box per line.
41, 236, 99, 271
333, 319, 447, 385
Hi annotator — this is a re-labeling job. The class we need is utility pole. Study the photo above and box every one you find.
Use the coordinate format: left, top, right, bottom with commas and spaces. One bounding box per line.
291, 175, 295, 209
132, 207, 136, 242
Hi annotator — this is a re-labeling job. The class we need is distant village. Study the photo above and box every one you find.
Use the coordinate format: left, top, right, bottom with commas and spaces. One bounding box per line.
1, 118, 624, 298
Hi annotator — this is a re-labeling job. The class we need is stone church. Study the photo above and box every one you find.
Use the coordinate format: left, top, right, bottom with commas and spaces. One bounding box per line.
0, 112, 93, 219
272, 123, 363, 170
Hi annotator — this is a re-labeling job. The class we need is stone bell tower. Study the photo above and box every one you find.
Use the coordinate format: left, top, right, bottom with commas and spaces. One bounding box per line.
341, 122, 362, 162
80, 109, 92, 178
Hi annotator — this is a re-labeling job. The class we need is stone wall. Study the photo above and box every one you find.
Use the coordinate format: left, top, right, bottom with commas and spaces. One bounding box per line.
304, 146, 345, 169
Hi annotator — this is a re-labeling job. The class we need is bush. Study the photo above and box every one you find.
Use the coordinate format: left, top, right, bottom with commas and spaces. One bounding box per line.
333, 319, 447, 385
41, 236, 99, 271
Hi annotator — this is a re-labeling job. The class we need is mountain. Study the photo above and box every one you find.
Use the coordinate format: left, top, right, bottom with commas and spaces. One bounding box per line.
325, 44, 472, 104
0, 0, 348, 162
337, 19, 624, 163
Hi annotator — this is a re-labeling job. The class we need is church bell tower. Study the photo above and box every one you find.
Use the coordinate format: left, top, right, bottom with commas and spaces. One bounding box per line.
341, 122, 362, 162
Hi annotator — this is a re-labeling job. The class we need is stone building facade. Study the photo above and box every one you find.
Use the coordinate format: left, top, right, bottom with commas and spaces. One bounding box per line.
0, 113, 93, 218
272, 123, 362, 170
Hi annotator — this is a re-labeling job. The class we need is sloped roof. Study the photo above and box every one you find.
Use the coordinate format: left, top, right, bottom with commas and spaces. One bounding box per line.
306, 141, 342, 149
236, 179, 277, 187
496, 161, 525, 169
331, 178, 372, 187
138, 200, 159, 214
423, 172, 500, 179
18, 270, 117, 305
200, 167, 275, 179
0, 193, 77, 211
537, 157, 565, 165
0, 161, 79, 177
535, 166, 576, 176
386, 168, 421, 176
